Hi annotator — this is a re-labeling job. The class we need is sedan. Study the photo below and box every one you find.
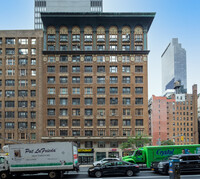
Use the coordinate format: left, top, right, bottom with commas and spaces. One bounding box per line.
88, 161, 140, 178
93, 158, 120, 167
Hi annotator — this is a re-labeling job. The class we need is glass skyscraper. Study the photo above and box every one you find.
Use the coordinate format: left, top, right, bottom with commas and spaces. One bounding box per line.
34, 0, 103, 29
162, 38, 187, 94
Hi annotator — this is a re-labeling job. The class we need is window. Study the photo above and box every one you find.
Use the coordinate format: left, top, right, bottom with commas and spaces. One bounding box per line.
85, 109, 93, 116
97, 56, 105, 62
84, 34, 92, 42
123, 119, 131, 126
123, 109, 131, 116
72, 77, 80, 83
98, 130, 105, 136
60, 109, 68, 116
6, 49, 15, 55
47, 98, 55, 105
18, 122, 28, 129
72, 109, 80, 116
97, 45, 105, 50
31, 38, 36, 45
97, 87, 105, 94
122, 34, 130, 42
85, 119, 93, 126
136, 119, 143, 126
98, 119, 105, 126
31, 49, 36, 55
18, 101, 28, 108
135, 34, 143, 42
60, 88, 68, 95
5, 101, 15, 108
110, 66, 118, 73
135, 76, 143, 83
123, 87, 130, 94
48, 56, 55, 63
18, 112, 28, 118
110, 130, 118, 137
135, 66, 143, 73
5, 80, 15, 86
110, 119, 118, 126
110, 45, 117, 51
72, 45, 80, 51
122, 66, 130, 73
60, 45, 67, 51
60, 130, 68, 136
84, 56, 93, 62
97, 109, 105, 116
122, 45, 130, 51
72, 130, 80, 136
72, 87, 80, 94
97, 98, 105, 105
85, 45, 92, 51
60, 66, 68, 73
47, 77, 55, 84
47, 66, 55, 73
19, 58, 28, 65
5, 90, 15, 97
85, 98, 93, 105
135, 87, 143, 94
72, 119, 80, 126
123, 98, 131, 105
85, 66, 93, 73
60, 56, 68, 62
85, 130, 93, 136
135, 98, 143, 105
6, 69, 15, 76
31, 80, 36, 86
110, 98, 118, 105
72, 98, 80, 105
18, 49, 28, 55
97, 76, 105, 84
47, 88, 55, 95
60, 34, 68, 42
85, 141, 93, 148
85, 87, 92, 94
135, 109, 143, 116
31, 101, 36, 107
31, 70, 36, 76
5, 122, 15, 129
109, 34, 117, 42
135, 56, 143, 62
110, 87, 118, 94
123, 129, 131, 136
47, 119, 55, 126
122, 76, 130, 84
98, 141, 105, 148
60, 77, 68, 84
84, 76, 93, 83
31, 59, 36, 65
135, 45, 143, 51
48, 45, 55, 51
48, 35, 55, 42
110, 141, 118, 148
6, 59, 15, 65
97, 35, 105, 42
31, 112, 36, 119
60, 119, 68, 127
97, 66, 105, 73
110, 76, 118, 84
5, 112, 15, 118
47, 109, 55, 116
122, 56, 130, 63
6, 38, 15, 45
18, 90, 28, 97
72, 35, 80, 42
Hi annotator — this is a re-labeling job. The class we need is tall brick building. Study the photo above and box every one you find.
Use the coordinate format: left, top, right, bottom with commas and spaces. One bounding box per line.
0, 30, 43, 148
40, 12, 155, 163
149, 85, 198, 145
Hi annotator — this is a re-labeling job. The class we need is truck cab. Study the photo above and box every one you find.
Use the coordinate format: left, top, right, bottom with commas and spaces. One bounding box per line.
132, 149, 145, 164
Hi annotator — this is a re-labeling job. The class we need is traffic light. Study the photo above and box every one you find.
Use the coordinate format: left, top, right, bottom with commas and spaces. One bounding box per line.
181, 136, 184, 141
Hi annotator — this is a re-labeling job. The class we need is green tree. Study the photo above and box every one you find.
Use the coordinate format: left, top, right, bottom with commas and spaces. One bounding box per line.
161, 140, 175, 145
120, 135, 151, 150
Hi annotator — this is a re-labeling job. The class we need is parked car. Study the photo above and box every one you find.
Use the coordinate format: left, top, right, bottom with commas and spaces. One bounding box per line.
88, 161, 140, 178
157, 154, 200, 174
93, 158, 120, 166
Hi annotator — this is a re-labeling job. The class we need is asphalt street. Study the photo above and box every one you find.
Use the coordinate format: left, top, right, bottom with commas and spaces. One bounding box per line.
18, 166, 200, 179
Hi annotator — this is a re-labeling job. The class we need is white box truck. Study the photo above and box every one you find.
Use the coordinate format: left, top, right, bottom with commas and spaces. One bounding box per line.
0, 142, 79, 179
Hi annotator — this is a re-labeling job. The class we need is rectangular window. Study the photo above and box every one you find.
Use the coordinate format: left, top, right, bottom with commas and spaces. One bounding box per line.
85, 109, 93, 116
18, 49, 28, 55
84, 35, 92, 42
85, 130, 93, 136
135, 66, 143, 72
97, 45, 105, 51
85, 119, 93, 127
31, 59, 36, 65
60, 119, 68, 127
85, 87, 92, 94
5, 112, 15, 118
122, 66, 130, 73
135, 87, 143, 94
47, 119, 55, 126
109, 35, 117, 42
110, 98, 118, 105
97, 98, 105, 105
110, 87, 118, 94
72, 35, 80, 42
6, 59, 15, 65
110, 45, 117, 51
110, 119, 118, 126
84, 66, 93, 73
60, 130, 68, 136
72, 119, 80, 126
84, 77, 93, 83
98, 119, 105, 126
85, 45, 92, 51
123, 119, 131, 126
97, 56, 105, 62
60, 45, 67, 51
122, 76, 130, 84
6, 38, 15, 45
72, 45, 80, 51
97, 66, 105, 73
47, 109, 55, 116
47, 35, 55, 42
136, 119, 143, 126
18, 112, 28, 118
110, 56, 117, 62
85, 98, 93, 105
110, 66, 118, 73
97, 76, 105, 84
72, 98, 80, 105
123, 98, 131, 105
72, 109, 80, 116
19, 58, 28, 65
97, 87, 105, 94
97, 35, 105, 42
5, 122, 15, 129
72, 77, 80, 84
60, 66, 68, 73
72, 130, 80, 136
60, 109, 68, 116
135, 76, 143, 83
60, 34, 68, 42
123, 109, 131, 116
6, 49, 15, 55
60, 77, 68, 84
60, 88, 68, 95
123, 87, 130, 94
122, 45, 130, 51
5, 80, 15, 86
110, 76, 118, 84
135, 98, 143, 105
84, 56, 93, 62
60, 56, 68, 62
72, 87, 80, 94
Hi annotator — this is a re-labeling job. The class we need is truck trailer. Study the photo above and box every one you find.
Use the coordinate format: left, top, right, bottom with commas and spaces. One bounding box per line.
0, 142, 79, 179
122, 144, 200, 168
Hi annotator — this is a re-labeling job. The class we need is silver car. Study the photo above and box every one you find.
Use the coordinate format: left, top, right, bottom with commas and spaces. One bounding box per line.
93, 158, 120, 166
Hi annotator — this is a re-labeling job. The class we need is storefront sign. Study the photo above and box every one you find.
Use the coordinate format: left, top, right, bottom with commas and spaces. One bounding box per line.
78, 149, 93, 153
111, 149, 117, 152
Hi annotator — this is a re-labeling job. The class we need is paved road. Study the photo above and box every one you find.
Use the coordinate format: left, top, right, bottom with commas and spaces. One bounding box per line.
19, 167, 200, 179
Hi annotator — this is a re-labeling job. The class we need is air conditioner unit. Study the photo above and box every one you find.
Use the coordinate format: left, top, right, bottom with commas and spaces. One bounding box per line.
6, 94, 10, 97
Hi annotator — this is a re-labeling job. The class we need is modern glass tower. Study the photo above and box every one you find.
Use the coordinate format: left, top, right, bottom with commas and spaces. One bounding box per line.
162, 38, 187, 94
34, 0, 103, 29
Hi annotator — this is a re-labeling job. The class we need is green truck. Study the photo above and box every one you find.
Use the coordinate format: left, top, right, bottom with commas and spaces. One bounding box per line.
122, 144, 200, 168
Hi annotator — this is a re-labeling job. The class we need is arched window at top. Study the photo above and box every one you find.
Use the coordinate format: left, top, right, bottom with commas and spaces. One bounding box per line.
60, 26, 68, 42
134, 26, 143, 51
122, 26, 131, 42
84, 26, 93, 42
109, 26, 118, 42
72, 26, 80, 42
97, 26, 105, 44
47, 26, 56, 42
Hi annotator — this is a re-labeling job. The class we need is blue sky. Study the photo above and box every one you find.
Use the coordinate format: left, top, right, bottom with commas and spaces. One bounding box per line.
0, 0, 200, 97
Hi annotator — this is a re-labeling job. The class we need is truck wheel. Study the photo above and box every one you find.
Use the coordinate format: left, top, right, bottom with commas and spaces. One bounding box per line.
126, 170, 134, 177
95, 171, 102, 178
0, 172, 8, 179
48, 171, 57, 179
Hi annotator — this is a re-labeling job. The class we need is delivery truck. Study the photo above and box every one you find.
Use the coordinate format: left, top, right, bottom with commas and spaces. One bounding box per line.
0, 142, 79, 179
122, 144, 200, 168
